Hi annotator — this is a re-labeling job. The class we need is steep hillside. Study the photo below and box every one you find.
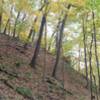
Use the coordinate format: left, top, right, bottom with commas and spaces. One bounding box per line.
0, 34, 99, 100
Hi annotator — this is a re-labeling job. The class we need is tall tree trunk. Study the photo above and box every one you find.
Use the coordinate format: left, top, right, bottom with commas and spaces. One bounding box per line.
89, 33, 93, 100
93, 74, 98, 100
78, 46, 81, 72
52, 14, 67, 77
0, 13, 2, 33
24, 27, 33, 49
7, 6, 13, 36
52, 5, 71, 77
0, 6, 3, 34
30, 14, 46, 68
42, 19, 47, 81
92, 11, 100, 92
48, 32, 56, 51
3, 6, 13, 35
32, 30, 36, 43
31, 17, 38, 44
82, 17, 89, 88
13, 11, 20, 38
3, 18, 10, 34
8, 20, 12, 36
0, 0, 3, 34
48, 19, 61, 51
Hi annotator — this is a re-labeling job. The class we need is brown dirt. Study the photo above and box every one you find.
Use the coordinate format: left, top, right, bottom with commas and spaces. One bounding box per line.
0, 34, 99, 100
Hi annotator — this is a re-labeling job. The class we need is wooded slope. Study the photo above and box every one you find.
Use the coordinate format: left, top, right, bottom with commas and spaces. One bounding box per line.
0, 34, 99, 100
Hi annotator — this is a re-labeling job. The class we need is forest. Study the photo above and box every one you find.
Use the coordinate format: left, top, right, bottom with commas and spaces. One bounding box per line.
0, 0, 100, 100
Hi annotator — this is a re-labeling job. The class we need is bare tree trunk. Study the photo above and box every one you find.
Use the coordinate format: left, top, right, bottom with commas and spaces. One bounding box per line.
92, 11, 100, 92
52, 14, 67, 77
0, 0, 3, 34
24, 27, 33, 49
13, 11, 20, 38
0, 13, 2, 33
32, 30, 36, 43
42, 19, 47, 81
48, 32, 56, 51
0, 5, 3, 34
78, 46, 81, 72
82, 17, 89, 88
3, 18, 10, 34
89, 33, 94, 100
93, 74, 98, 100
3, 6, 13, 35
30, 14, 46, 68
52, 5, 71, 77
48, 19, 61, 51
31, 17, 38, 44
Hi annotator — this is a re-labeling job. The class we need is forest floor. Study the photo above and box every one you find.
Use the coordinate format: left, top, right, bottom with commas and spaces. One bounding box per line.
0, 34, 99, 100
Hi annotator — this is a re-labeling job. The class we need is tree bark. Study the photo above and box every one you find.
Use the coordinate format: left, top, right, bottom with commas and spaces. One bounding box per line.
48, 19, 61, 51
52, 14, 67, 77
92, 11, 100, 92
52, 4, 71, 77
89, 33, 93, 100
0, 0, 3, 33
24, 27, 33, 49
3, 18, 10, 34
30, 14, 46, 68
0, 13, 2, 33
82, 17, 89, 88
13, 11, 20, 38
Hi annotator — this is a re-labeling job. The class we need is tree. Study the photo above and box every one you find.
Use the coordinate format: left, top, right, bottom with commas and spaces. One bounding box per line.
30, 14, 46, 68
52, 4, 71, 77
0, 0, 3, 33
30, 0, 49, 68
82, 16, 89, 88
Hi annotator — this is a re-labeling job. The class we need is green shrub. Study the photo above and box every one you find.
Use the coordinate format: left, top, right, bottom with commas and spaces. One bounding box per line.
16, 87, 32, 97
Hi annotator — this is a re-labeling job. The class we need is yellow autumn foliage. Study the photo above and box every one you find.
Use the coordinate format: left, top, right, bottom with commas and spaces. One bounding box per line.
19, 32, 28, 42
15, 0, 32, 13
2, 13, 9, 24
49, 2, 63, 13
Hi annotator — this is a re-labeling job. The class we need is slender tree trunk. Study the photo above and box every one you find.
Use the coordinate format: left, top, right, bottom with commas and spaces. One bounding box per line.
48, 19, 61, 51
82, 17, 89, 88
13, 11, 20, 38
7, 6, 13, 36
3, 18, 10, 34
31, 17, 38, 44
0, 13, 2, 33
42, 19, 47, 81
52, 14, 67, 77
92, 11, 100, 92
3, 6, 13, 35
52, 5, 71, 77
30, 14, 46, 68
24, 27, 33, 49
89, 33, 93, 100
78, 46, 81, 72
32, 30, 36, 43
8, 21, 10, 36
93, 74, 98, 100
0, 0, 4, 34
48, 32, 56, 51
